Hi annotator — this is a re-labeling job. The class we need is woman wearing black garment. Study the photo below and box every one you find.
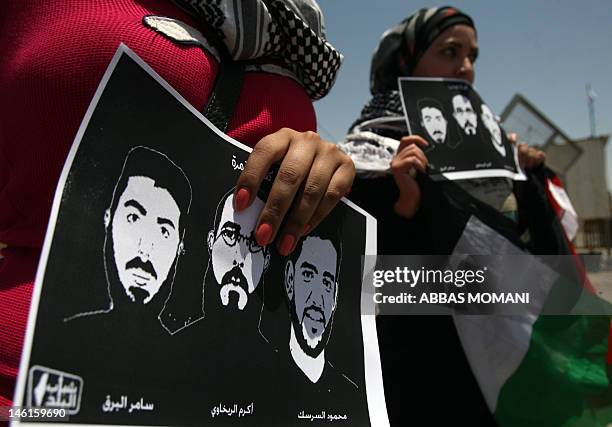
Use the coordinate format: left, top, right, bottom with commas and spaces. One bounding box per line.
341, 6, 545, 425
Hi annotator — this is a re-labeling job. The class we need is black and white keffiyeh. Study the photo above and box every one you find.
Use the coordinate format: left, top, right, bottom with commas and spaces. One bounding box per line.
171, 0, 343, 100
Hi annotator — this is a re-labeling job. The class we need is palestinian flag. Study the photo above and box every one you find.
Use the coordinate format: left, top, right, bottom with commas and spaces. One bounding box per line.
544, 171, 612, 370
413, 167, 612, 426
349, 161, 611, 425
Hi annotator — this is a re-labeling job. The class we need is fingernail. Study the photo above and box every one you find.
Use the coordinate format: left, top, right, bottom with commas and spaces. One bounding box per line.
278, 234, 296, 256
303, 224, 311, 235
255, 223, 273, 246
234, 188, 250, 211
344, 187, 352, 196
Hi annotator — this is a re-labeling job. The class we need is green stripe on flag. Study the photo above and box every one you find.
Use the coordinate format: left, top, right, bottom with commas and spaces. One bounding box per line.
495, 315, 611, 427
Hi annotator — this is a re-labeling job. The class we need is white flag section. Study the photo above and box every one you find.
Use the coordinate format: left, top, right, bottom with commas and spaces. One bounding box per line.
547, 180, 579, 241
12, 44, 388, 427
451, 216, 558, 411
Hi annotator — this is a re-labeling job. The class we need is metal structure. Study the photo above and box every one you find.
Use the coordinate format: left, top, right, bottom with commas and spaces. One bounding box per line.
501, 94, 612, 252
500, 93, 583, 178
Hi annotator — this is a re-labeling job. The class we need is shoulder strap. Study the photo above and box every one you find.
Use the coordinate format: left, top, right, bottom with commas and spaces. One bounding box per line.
161, 5, 246, 133
202, 54, 245, 133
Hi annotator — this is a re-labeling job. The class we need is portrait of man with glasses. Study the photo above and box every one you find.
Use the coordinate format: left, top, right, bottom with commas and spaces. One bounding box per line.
184, 186, 275, 406
205, 188, 271, 312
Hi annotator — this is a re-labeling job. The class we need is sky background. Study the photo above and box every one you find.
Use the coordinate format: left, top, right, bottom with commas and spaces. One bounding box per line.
313, 0, 612, 188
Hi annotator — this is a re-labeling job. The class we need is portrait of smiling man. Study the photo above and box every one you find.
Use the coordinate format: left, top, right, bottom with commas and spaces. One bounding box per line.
272, 216, 359, 418
283, 221, 352, 386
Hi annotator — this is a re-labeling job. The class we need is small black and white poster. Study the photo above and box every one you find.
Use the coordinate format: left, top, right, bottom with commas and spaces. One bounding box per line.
399, 77, 525, 181
12, 45, 387, 426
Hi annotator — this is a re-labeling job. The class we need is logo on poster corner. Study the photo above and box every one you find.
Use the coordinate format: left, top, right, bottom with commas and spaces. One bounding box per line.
27, 365, 83, 414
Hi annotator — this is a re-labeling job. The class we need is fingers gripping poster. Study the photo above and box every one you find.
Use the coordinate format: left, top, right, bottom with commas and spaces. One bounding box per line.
399, 77, 525, 181
12, 45, 387, 426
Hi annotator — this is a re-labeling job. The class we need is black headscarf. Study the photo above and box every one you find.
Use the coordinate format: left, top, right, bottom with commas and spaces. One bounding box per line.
370, 6, 475, 94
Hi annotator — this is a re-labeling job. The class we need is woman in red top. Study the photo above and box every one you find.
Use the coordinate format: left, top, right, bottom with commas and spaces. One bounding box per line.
0, 0, 354, 407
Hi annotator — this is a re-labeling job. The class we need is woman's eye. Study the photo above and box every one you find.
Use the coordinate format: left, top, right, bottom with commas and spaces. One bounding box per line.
126, 213, 139, 223
160, 226, 170, 239
441, 47, 456, 58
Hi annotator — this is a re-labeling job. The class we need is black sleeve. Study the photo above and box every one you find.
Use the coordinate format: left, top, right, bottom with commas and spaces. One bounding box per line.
348, 173, 434, 255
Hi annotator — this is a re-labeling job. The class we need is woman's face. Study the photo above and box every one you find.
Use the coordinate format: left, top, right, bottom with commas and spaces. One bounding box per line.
412, 24, 478, 84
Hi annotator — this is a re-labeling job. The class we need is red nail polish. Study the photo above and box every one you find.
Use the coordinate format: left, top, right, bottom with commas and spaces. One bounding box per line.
255, 223, 273, 246
234, 188, 250, 211
303, 224, 311, 235
279, 234, 296, 256
345, 187, 352, 196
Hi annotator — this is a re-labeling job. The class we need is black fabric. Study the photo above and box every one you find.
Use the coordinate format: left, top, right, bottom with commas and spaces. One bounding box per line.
349, 167, 577, 425
349, 172, 522, 256
376, 316, 497, 425
514, 166, 571, 256
348, 174, 498, 426
348, 90, 405, 136
202, 55, 245, 133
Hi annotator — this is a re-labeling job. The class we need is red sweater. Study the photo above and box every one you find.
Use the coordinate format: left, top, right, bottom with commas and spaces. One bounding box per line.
0, 0, 316, 406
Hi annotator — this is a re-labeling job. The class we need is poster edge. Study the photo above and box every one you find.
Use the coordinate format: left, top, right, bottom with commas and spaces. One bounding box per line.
440, 168, 526, 181
11, 44, 132, 425
397, 77, 413, 136
360, 215, 390, 427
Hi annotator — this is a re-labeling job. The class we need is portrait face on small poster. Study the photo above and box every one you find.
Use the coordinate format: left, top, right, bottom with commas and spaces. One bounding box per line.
12, 45, 387, 427
399, 77, 524, 181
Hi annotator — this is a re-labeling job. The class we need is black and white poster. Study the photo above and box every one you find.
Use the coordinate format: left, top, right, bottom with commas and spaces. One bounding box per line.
12, 45, 387, 426
399, 77, 525, 181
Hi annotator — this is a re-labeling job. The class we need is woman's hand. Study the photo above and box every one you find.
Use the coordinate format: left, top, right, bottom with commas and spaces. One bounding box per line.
391, 136, 429, 219
234, 128, 355, 256
508, 133, 546, 170
518, 143, 546, 169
